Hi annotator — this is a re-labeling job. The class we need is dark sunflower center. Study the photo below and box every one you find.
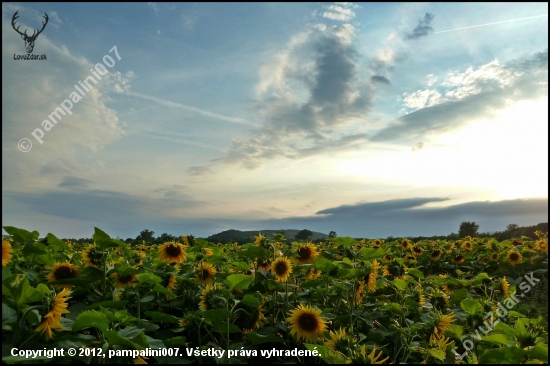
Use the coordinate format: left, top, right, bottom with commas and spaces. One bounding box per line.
275, 262, 288, 276
54, 266, 77, 279
166, 244, 181, 257
297, 312, 318, 332
431, 250, 441, 257
413, 247, 422, 253
201, 268, 210, 279
510, 253, 519, 261
297, 247, 311, 260
118, 275, 134, 284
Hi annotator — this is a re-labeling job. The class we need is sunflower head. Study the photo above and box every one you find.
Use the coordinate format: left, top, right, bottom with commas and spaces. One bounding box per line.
254, 233, 268, 247
325, 328, 356, 356
2, 238, 13, 266
233, 301, 266, 331
82, 244, 103, 268
306, 267, 322, 280
429, 311, 456, 344
272, 257, 293, 282
412, 245, 423, 256
47, 261, 79, 286
287, 304, 327, 342
195, 263, 217, 285
431, 290, 450, 312
159, 242, 187, 263
34, 288, 71, 340
500, 277, 511, 298
536, 239, 548, 252
164, 274, 177, 291
355, 281, 365, 304
295, 243, 319, 265
511, 239, 522, 247
429, 249, 442, 261
401, 239, 411, 250
461, 241, 473, 252
112, 272, 137, 288
203, 248, 214, 256
199, 284, 233, 310
490, 252, 499, 261
507, 249, 523, 265
367, 260, 381, 293
452, 255, 465, 264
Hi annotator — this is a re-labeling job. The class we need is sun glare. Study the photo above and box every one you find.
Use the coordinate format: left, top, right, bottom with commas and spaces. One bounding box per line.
336, 99, 548, 200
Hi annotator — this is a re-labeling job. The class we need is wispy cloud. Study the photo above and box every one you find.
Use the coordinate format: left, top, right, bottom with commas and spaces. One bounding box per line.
404, 13, 435, 40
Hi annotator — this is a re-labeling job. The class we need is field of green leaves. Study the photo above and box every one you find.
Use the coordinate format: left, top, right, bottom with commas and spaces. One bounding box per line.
2, 226, 548, 364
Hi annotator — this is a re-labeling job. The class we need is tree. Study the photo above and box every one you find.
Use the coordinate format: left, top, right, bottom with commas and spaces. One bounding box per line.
157, 233, 175, 244
458, 222, 479, 238
506, 224, 519, 232
328, 231, 337, 238
295, 229, 313, 241
136, 229, 155, 243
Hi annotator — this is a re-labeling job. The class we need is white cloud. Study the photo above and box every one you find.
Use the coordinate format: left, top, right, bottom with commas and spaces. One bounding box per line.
322, 4, 356, 21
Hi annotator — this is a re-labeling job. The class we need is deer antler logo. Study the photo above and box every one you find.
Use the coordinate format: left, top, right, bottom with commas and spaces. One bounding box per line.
12, 10, 49, 54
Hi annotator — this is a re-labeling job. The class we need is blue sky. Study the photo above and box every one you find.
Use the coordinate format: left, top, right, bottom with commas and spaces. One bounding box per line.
2, 2, 548, 239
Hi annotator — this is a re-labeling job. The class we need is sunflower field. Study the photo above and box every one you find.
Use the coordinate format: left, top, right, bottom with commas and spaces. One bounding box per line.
2, 226, 548, 364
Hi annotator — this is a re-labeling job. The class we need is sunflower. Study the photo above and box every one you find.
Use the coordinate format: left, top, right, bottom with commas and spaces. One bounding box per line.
325, 328, 356, 355
445, 242, 455, 253
295, 243, 319, 265
461, 241, 473, 252
506, 249, 522, 265
432, 336, 454, 350
355, 281, 365, 304
254, 233, 267, 247
203, 248, 214, 256
412, 245, 423, 256
112, 273, 137, 288
367, 260, 380, 293
257, 259, 271, 272
383, 254, 393, 262
199, 284, 225, 310
35, 288, 71, 340
452, 255, 465, 264
429, 249, 442, 261
360, 345, 389, 364
164, 274, 177, 291
490, 252, 499, 261
47, 261, 79, 285
272, 257, 293, 282
401, 239, 411, 250
159, 242, 187, 263
82, 244, 103, 268
2, 238, 13, 266
536, 240, 548, 252
381, 265, 390, 277
430, 311, 456, 344
195, 263, 217, 285
500, 277, 511, 298
306, 267, 322, 280
287, 304, 327, 342
373, 239, 383, 246
511, 239, 522, 247
134, 356, 148, 364
234, 302, 266, 331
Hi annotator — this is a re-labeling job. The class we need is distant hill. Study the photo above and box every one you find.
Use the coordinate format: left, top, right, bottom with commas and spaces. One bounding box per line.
206, 229, 328, 243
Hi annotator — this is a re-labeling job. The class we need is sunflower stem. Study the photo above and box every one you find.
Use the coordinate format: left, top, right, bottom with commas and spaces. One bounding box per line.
102, 249, 107, 301
136, 292, 141, 329
13, 305, 45, 346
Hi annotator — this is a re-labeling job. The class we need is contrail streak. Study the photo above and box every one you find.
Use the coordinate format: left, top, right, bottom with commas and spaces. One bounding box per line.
434, 14, 547, 34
